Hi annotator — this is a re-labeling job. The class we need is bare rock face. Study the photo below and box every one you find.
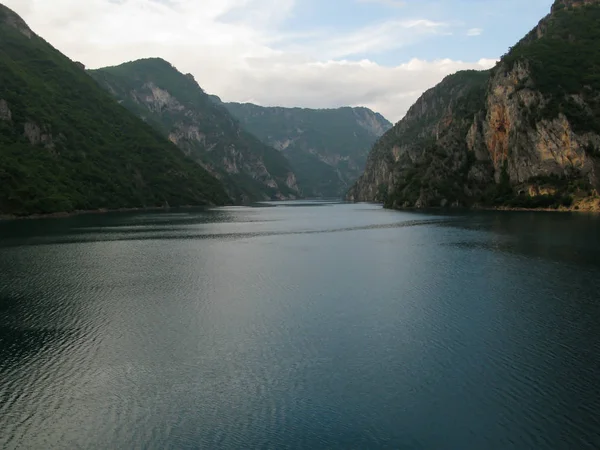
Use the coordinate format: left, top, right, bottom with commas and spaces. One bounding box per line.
24, 122, 42, 145
480, 62, 595, 184
354, 108, 390, 137
23, 122, 56, 149
0, 99, 11, 121
286, 172, 299, 193
169, 126, 206, 147
140, 83, 185, 113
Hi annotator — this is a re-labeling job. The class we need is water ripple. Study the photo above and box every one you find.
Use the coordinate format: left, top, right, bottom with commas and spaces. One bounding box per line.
1, 204, 600, 449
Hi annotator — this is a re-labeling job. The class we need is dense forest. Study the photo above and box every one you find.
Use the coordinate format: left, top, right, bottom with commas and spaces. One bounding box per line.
90, 59, 299, 203
0, 5, 229, 216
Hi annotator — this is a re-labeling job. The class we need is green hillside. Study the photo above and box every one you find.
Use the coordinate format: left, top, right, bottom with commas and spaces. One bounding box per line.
222, 102, 391, 197
90, 59, 299, 203
0, 5, 229, 216
502, 2, 600, 134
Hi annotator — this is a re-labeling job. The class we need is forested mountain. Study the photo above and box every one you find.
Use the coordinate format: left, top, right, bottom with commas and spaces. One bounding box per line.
221, 102, 391, 197
90, 59, 300, 203
0, 4, 229, 216
349, 0, 600, 212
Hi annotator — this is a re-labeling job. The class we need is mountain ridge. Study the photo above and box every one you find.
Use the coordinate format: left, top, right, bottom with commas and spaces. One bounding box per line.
90, 58, 300, 203
349, 0, 600, 211
0, 5, 230, 216
220, 101, 392, 197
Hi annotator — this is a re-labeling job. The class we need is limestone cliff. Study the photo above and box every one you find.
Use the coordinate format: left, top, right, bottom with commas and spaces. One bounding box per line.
90, 59, 300, 203
348, 70, 491, 207
349, 0, 600, 211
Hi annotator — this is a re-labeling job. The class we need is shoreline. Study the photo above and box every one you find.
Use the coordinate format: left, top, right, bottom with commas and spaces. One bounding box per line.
476, 197, 600, 213
475, 205, 600, 213
381, 200, 600, 214
0, 205, 215, 222
2, 198, 599, 221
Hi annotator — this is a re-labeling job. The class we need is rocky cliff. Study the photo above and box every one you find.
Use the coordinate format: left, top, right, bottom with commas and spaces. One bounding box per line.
221, 102, 392, 197
349, 0, 600, 211
0, 4, 229, 216
90, 59, 299, 203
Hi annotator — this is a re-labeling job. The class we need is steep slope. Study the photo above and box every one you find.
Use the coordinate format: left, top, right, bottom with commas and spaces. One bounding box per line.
348, 71, 491, 207
221, 102, 392, 197
350, 0, 600, 211
0, 4, 229, 216
90, 59, 299, 203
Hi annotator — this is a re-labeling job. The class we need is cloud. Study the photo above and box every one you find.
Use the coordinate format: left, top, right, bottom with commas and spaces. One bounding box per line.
3, 0, 496, 123
467, 28, 483, 36
230, 57, 497, 122
315, 19, 449, 59
355, 0, 406, 7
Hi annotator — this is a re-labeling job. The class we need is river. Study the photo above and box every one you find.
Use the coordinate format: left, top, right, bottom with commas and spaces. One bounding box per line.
1, 202, 599, 449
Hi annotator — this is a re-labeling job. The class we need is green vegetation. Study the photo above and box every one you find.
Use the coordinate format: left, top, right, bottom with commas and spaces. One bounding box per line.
375, 70, 490, 208
480, 170, 592, 209
284, 150, 345, 198
502, 3, 600, 133
0, 6, 229, 216
384, 147, 478, 209
477, 162, 512, 206
90, 59, 298, 202
355, 1, 600, 211
223, 102, 392, 197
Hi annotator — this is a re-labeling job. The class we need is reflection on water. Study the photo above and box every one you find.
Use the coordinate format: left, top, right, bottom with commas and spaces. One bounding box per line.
443, 211, 600, 267
1, 203, 600, 449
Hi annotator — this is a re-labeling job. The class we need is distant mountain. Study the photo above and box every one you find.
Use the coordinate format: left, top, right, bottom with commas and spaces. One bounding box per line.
219, 101, 392, 197
349, 0, 600, 212
0, 4, 229, 216
90, 59, 300, 203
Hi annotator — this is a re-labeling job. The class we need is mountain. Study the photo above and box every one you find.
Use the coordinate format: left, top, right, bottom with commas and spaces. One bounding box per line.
220, 102, 392, 197
89, 59, 299, 203
0, 4, 229, 216
348, 71, 491, 206
349, 0, 600, 212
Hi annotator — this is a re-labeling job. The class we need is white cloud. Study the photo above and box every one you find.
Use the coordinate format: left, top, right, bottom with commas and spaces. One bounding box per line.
3, 0, 497, 123
467, 28, 483, 36
314, 19, 449, 59
229, 58, 497, 122
355, 0, 406, 7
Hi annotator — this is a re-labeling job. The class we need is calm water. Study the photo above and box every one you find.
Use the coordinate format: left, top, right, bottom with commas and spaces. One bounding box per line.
1, 202, 600, 449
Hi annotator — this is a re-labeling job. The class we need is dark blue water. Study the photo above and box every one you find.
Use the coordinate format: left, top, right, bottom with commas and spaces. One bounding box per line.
1, 202, 600, 449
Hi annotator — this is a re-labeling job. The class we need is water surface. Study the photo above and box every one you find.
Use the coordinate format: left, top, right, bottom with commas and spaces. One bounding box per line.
1, 202, 600, 449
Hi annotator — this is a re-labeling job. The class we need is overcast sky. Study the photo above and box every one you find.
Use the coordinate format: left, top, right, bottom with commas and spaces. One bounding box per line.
6, 0, 554, 122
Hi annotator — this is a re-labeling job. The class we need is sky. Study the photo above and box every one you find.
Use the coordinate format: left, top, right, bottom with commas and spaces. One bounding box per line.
5, 0, 555, 122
